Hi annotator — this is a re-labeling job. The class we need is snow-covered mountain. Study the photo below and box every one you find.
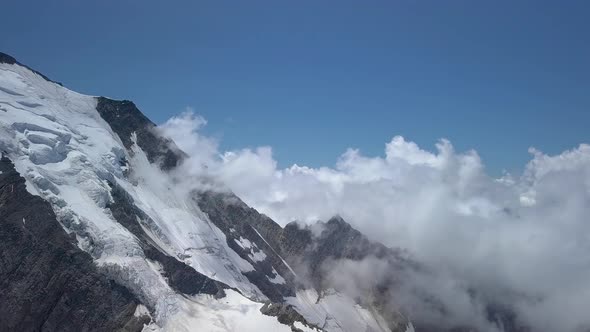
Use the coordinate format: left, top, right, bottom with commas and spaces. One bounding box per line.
0, 53, 422, 332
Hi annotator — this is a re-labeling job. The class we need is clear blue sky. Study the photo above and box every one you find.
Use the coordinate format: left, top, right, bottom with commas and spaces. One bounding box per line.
3, 1, 589, 174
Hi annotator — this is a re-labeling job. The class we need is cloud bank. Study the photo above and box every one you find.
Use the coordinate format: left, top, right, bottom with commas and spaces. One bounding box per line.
160, 110, 590, 332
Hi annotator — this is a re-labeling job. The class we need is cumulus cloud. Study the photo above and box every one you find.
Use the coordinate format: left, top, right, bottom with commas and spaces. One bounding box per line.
159, 110, 590, 332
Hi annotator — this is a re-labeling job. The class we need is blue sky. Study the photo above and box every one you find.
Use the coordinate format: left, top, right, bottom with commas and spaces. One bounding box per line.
3, 1, 589, 174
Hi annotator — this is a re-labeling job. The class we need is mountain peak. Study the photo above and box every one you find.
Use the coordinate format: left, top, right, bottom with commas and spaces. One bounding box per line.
0, 51, 62, 85
0, 52, 17, 64
325, 215, 351, 229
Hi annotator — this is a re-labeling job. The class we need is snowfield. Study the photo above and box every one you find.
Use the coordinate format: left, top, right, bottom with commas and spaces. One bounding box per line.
143, 290, 292, 332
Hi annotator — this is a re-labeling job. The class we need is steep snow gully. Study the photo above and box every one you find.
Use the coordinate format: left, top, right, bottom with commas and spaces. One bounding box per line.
0, 53, 413, 332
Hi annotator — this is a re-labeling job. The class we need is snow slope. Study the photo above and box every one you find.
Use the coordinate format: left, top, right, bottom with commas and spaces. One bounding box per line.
287, 289, 394, 332
0, 58, 403, 331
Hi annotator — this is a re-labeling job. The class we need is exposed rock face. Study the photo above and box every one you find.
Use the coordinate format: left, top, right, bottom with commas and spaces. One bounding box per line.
95, 97, 186, 170
196, 191, 411, 287
195, 191, 297, 302
0, 156, 149, 332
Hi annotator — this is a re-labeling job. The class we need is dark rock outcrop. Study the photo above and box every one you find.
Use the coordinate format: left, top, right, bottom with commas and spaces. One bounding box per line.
0, 156, 149, 332
95, 97, 186, 170
195, 191, 296, 302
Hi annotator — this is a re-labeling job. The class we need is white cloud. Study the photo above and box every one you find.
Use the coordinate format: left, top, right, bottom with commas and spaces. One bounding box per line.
159, 109, 218, 173
159, 110, 590, 332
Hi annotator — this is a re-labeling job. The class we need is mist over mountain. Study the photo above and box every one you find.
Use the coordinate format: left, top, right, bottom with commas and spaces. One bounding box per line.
161, 107, 590, 332
1, 51, 589, 332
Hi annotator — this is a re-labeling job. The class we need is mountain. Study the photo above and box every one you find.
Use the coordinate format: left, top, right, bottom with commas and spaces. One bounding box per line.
0, 52, 529, 332
0, 52, 420, 332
